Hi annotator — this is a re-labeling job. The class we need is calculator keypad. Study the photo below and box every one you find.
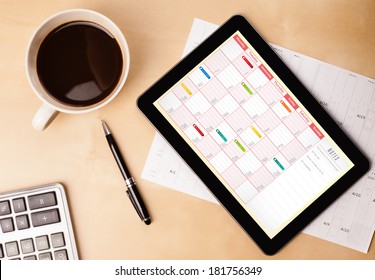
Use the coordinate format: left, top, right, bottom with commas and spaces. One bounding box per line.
0, 184, 78, 260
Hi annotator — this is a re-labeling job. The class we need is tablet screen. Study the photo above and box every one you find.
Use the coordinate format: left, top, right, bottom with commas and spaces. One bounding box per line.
153, 31, 354, 238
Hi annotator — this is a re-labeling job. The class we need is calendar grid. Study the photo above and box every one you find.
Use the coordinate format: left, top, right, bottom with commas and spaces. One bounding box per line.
162, 34, 320, 205
155, 32, 353, 236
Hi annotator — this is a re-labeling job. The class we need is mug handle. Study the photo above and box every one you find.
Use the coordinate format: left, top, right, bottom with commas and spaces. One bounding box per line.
32, 103, 59, 131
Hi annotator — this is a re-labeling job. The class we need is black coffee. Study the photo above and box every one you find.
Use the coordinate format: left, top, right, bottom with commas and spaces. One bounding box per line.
37, 21, 123, 107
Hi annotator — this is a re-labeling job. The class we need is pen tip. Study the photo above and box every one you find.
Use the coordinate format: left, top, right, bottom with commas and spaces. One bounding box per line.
144, 218, 151, 225
101, 120, 111, 135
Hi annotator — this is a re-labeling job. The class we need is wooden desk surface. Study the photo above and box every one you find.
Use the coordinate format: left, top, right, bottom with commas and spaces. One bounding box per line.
0, 0, 374, 259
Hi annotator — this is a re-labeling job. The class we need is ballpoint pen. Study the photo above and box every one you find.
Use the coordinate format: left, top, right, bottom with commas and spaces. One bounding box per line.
101, 120, 151, 225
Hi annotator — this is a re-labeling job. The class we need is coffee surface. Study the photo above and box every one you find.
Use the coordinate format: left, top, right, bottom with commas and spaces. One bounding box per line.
37, 21, 123, 107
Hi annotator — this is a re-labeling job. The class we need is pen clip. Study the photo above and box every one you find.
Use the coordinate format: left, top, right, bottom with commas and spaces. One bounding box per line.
126, 189, 143, 220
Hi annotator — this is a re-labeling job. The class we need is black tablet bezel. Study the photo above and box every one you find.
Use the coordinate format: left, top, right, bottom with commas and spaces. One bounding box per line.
137, 15, 369, 255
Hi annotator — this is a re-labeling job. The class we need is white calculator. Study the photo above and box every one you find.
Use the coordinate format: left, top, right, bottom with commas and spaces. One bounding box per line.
0, 183, 78, 260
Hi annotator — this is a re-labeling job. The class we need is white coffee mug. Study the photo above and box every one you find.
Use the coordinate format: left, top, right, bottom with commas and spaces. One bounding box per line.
26, 9, 130, 131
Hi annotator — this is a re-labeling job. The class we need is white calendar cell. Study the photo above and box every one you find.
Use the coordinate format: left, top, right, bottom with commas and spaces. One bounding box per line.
257, 82, 283, 106
239, 123, 263, 147
230, 79, 253, 104
272, 97, 294, 120
217, 64, 244, 90
268, 123, 295, 149
246, 68, 269, 90
297, 127, 320, 150
256, 108, 281, 134
220, 38, 244, 61
283, 111, 309, 136
223, 137, 248, 161
184, 123, 207, 143
204, 50, 231, 75
210, 121, 237, 146
158, 91, 182, 113
242, 94, 269, 120
248, 166, 275, 192
197, 107, 224, 132
209, 151, 232, 173
214, 94, 239, 118
225, 107, 253, 133
281, 138, 307, 163
265, 153, 291, 177
252, 137, 279, 163
196, 135, 221, 159
235, 180, 258, 203
189, 63, 213, 88
232, 52, 257, 77
173, 78, 199, 102
235, 151, 262, 177
185, 91, 212, 117
170, 105, 196, 130
200, 77, 227, 104
222, 164, 247, 190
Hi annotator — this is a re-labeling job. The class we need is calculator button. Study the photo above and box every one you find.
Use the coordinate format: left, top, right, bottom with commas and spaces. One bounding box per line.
5, 241, 19, 257
20, 238, 35, 254
54, 249, 68, 260
39, 252, 52, 260
24, 255, 37, 260
0, 200, 11, 216
51, 232, 65, 248
16, 215, 30, 230
12, 198, 26, 213
28, 192, 57, 210
35, 235, 50, 251
31, 208, 60, 227
0, 217, 15, 233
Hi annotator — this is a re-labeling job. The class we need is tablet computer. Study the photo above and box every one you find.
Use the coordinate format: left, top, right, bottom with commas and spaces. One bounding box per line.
137, 15, 369, 255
